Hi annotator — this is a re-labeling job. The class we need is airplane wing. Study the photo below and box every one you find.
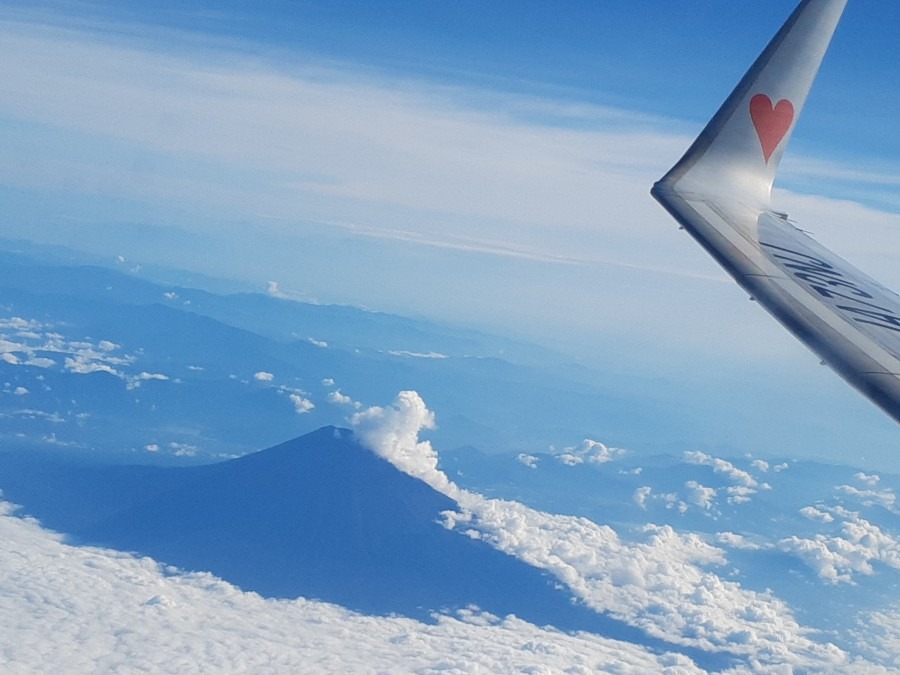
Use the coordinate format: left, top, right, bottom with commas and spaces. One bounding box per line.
652, 0, 900, 424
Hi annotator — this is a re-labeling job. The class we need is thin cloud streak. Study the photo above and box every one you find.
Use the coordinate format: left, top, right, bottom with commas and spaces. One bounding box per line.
0, 17, 721, 274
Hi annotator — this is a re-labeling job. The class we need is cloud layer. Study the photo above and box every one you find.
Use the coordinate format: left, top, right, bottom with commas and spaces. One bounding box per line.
350, 392, 848, 670
0, 500, 707, 674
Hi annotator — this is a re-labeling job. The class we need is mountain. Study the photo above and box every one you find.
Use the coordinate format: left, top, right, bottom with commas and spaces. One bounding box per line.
0, 426, 676, 653
0, 240, 690, 463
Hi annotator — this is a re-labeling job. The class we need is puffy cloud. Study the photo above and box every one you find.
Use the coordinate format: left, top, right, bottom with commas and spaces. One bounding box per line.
308, 338, 328, 348
684, 451, 762, 505
685, 481, 717, 510
350, 391, 452, 496
555, 438, 626, 466
136, 372, 168, 382
321, 378, 335, 387
516, 453, 539, 469
633, 486, 652, 509
715, 533, 766, 551
556, 452, 582, 466
351, 391, 846, 669
0, 502, 708, 675
848, 607, 900, 668
0, 314, 146, 385
0, 339, 26, 356
726, 486, 756, 505
64, 356, 121, 378
0, 317, 42, 331
442, 501, 841, 666
835, 484, 897, 511
778, 510, 900, 584
854, 472, 880, 486
683, 451, 758, 489
253, 371, 275, 382
13, 386, 29, 396
25, 357, 55, 368
327, 389, 357, 407
581, 439, 626, 464
169, 442, 198, 458
633, 486, 682, 512
289, 394, 314, 414
127, 371, 170, 390
751, 459, 770, 473
800, 506, 835, 524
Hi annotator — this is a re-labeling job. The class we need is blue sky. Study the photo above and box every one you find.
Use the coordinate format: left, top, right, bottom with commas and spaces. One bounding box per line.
14, 0, 898, 154
2, 0, 900, 466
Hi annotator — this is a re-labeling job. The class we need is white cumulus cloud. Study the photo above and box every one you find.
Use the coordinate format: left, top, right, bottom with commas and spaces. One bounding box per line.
64, 356, 122, 377
751, 459, 770, 473
800, 506, 835, 524
683, 451, 758, 489
516, 453, 539, 469
554, 438, 626, 466
779, 509, 900, 584
327, 389, 357, 407
854, 472, 880, 486
685, 481, 717, 510
350, 391, 452, 496
350, 391, 847, 669
289, 394, 314, 414
25, 357, 56, 368
835, 484, 897, 511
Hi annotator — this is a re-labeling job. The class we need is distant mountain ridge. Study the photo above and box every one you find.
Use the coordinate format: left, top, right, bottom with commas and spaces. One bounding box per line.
0, 240, 677, 462
0, 240, 560, 363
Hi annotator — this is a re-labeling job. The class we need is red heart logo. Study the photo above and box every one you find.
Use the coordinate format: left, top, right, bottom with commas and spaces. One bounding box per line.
749, 94, 794, 163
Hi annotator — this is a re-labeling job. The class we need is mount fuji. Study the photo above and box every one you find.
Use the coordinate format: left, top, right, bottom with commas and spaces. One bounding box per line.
0, 425, 686, 657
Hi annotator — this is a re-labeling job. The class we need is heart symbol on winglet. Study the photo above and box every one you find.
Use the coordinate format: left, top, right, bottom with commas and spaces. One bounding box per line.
749, 94, 794, 163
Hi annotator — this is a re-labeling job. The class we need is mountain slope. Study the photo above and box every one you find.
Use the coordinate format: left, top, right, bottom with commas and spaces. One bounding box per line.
0, 427, 650, 644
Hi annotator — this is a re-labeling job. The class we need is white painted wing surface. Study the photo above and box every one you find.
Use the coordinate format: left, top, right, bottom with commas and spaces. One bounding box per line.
652, 0, 900, 424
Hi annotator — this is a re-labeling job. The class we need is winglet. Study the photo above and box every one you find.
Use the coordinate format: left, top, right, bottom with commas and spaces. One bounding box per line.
653, 0, 847, 208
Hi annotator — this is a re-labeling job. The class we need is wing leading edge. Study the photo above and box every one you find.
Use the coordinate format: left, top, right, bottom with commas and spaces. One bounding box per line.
652, 0, 900, 424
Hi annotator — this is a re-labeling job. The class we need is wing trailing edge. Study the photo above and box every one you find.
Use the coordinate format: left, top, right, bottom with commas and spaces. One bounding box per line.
652, 0, 900, 424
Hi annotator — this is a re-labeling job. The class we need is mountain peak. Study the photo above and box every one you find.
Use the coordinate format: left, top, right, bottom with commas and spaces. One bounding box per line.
3, 426, 605, 630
